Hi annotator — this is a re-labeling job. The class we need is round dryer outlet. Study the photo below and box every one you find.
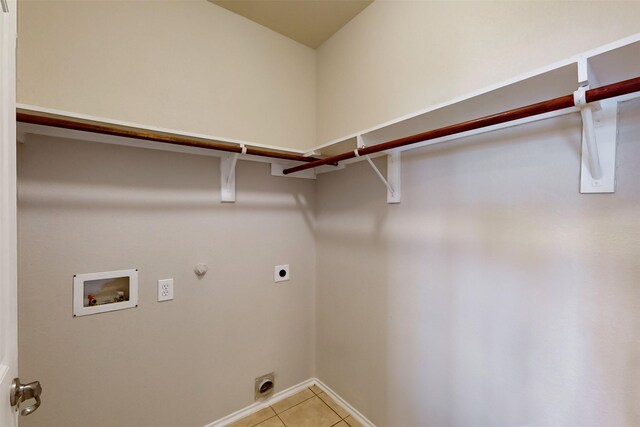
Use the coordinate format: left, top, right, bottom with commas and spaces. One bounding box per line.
255, 373, 275, 400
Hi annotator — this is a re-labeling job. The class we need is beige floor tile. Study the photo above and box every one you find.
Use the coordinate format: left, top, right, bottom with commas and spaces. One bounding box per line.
309, 384, 323, 395
271, 388, 315, 414
228, 407, 276, 427
255, 416, 286, 427
344, 416, 363, 427
278, 396, 341, 427
316, 393, 349, 419
332, 422, 349, 427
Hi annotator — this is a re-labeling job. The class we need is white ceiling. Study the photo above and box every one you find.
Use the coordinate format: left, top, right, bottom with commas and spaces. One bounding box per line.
210, 0, 373, 49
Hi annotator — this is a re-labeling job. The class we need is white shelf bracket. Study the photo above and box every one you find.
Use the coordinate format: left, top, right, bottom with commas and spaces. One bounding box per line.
220, 144, 246, 202
573, 85, 617, 194
386, 151, 401, 204
354, 148, 401, 204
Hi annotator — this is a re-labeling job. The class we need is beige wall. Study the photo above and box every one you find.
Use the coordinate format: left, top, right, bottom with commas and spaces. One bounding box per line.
17, 0, 316, 150
316, 1, 640, 144
16, 2, 640, 426
315, 99, 640, 426
18, 1, 640, 150
17, 136, 316, 427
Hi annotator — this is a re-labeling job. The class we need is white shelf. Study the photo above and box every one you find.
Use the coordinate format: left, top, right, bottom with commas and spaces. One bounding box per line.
313, 34, 640, 163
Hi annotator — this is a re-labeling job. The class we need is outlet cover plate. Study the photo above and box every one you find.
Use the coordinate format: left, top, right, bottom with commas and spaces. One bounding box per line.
158, 278, 174, 302
275, 265, 289, 282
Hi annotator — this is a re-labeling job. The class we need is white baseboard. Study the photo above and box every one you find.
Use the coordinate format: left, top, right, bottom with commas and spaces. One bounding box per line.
205, 379, 315, 427
312, 378, 375, 427
204, 377, 375, 427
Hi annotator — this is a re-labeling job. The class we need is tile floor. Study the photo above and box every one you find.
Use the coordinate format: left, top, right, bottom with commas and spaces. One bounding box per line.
228, 385, 362, 427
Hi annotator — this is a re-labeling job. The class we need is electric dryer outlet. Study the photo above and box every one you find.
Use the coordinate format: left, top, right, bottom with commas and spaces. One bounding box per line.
275, 265, 289, 282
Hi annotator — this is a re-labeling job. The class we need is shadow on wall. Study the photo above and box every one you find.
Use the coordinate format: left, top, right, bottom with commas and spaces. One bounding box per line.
314, 156, 392, 425
17, 134, 315, 229
16, 133, 317, 427
315, 107, 640, 426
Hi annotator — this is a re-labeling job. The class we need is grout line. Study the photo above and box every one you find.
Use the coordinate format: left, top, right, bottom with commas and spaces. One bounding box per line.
314, 387, 350, 420
269, 390, 316, 416
209, 378, 375, 427
318, 393, 346, 421
224, 383, 373, 427
313, 378, 376, 427
251, 413, 278, 427
272, 388, 340, 426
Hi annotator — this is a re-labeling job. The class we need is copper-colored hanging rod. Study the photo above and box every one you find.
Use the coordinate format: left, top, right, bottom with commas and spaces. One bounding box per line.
284, 76, 640, 175
16, 109, 320, 164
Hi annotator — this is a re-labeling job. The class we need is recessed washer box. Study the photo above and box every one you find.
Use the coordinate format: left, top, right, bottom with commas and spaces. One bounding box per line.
73, 269, 138, 317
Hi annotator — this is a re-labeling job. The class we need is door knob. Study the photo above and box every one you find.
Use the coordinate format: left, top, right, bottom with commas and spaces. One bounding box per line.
10, 377, 42, 416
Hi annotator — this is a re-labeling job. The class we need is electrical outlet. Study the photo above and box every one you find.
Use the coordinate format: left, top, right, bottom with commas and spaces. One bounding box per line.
158, 278, 174, 302
275, 265, 289, 282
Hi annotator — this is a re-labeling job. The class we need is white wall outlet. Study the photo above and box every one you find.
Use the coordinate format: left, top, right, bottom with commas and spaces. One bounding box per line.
275, 265, 289, 282
158, 278, 174, 302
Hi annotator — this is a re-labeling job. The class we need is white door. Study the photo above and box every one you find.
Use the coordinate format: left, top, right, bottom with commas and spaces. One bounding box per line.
0, 0, 18, 425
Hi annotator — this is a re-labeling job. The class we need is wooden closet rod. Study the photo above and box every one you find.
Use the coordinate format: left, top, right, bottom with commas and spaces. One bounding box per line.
16, 109, 320, 163
284, 76, 640, 175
